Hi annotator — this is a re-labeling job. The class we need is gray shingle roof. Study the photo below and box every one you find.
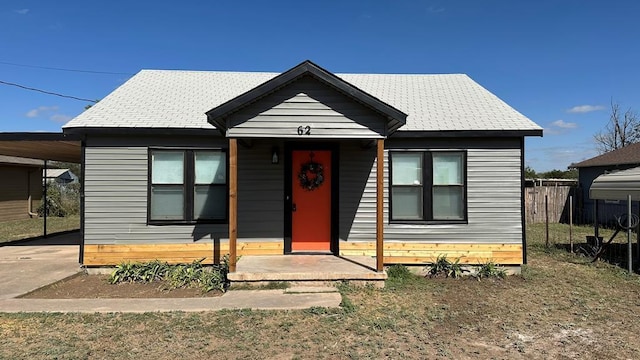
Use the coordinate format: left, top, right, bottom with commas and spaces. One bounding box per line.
62, 69, 542, 133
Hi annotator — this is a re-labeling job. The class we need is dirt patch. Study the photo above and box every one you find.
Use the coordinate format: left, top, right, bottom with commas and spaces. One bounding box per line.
20, 273, 222, 299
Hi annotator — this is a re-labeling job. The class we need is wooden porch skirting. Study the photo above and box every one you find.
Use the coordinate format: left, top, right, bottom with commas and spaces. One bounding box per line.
83, 242, 522, 266
340, 242, 523, 265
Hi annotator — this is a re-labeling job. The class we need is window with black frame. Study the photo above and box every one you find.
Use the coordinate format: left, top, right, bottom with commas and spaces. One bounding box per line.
390, 151, 466, 223
149, 149, 227, 223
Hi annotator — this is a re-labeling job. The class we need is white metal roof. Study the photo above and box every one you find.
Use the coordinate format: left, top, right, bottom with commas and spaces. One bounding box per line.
590, 166, 640, 201
62, 69, 542, 133
44, 168, 71, 178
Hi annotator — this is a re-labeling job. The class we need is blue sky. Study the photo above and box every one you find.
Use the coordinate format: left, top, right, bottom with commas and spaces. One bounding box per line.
1, 1, 638, 171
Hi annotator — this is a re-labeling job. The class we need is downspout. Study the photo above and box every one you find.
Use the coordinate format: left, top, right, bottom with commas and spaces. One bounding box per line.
27, 195, 38, 217
27, 169, 38, 217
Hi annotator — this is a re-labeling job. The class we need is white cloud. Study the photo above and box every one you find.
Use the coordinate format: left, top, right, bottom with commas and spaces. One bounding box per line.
26, 106, 59, 118
566, 105, 606, 113
428, 6, 445, 13
25, 105, 70, 123
551, 119, 577, 129
50, 114, 72, 123
14, 9, 29, 15
545, 119, 578, 135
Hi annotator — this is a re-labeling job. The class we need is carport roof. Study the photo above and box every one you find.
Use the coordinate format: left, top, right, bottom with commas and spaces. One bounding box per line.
589, 166, 640, 201
0, 132, 81, 163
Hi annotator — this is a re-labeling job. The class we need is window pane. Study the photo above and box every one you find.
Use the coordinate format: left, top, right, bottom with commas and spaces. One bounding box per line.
194, 185, 226, 220
433, 187, 463, 220
392, 187, 423, 220
433, 153, 462, 185
392, 153, 423, 185
195, 151, 226, 184
152, 151, 184, 184
150, 186, 184, 220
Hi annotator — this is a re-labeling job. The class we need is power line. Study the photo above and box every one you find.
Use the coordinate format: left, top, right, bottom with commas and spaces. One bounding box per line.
0, 80, 98, 103
0, 61, 134, 75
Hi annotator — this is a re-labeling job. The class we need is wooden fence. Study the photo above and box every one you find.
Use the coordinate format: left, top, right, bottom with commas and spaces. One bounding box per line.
525, 186, 577, 224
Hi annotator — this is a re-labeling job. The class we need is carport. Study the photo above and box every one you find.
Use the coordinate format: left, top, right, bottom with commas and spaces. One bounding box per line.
590, 166, 640, 272
0, 132, 82, 254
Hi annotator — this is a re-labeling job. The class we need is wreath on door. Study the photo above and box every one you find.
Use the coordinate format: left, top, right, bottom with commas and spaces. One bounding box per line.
298, 152, 324, 191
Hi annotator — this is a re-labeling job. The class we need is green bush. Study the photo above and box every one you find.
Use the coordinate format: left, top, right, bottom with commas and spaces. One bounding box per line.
109, 256, 230, 292
37, 182, 80, 217
474, 261, 507, 280
386, 264, 413, 280
426, 255, 466, 278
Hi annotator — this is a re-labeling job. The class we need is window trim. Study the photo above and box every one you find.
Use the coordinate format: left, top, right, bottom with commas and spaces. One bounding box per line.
389, 150, 468, 225
147, 147, 228, 225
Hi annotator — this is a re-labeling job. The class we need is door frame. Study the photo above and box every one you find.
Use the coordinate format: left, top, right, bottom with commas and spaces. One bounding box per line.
284, 141, 339, 254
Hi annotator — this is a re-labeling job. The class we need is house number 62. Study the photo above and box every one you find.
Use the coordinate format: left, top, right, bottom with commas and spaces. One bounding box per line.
297, 126, 311, 135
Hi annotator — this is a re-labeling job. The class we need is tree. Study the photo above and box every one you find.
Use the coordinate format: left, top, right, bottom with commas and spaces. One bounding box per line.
525, 166, 537, 179
594, 100, 640, 153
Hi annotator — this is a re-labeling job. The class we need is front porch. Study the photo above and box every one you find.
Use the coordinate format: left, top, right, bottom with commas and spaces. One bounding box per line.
227, 255, 387, 288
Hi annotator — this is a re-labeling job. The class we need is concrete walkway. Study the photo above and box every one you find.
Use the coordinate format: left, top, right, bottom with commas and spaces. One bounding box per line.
0, 231, 81, 300
0, 288, 343, 313
0, 233, 343, 313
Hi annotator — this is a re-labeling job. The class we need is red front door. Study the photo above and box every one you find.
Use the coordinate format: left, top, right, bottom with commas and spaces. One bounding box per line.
291, 150, 332, 251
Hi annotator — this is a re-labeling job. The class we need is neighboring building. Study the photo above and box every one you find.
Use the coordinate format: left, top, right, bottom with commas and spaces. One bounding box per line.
44, 168, 78, 185
61, 60, 542, 269
571, 142, 640, 224
0, 155, 43, 221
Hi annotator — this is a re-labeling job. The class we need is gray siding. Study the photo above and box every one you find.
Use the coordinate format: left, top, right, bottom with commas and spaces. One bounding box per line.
226, 76, 387, 139
84, 134, 523, 246
84, 136, 285, 245
340, 138, 523, 244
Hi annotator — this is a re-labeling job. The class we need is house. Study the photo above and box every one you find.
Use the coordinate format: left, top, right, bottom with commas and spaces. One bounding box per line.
0, 155, 43, 221
571, 143, 640, 225
44, 168, 78, 185
61, 60, 542, 271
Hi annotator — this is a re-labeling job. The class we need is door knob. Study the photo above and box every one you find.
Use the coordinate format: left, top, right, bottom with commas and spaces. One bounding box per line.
292, 203, 297, 212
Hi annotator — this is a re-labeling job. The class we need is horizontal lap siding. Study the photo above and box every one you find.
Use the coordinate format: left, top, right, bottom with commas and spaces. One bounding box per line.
340, 139, 523, 245
0, 166, 41, 221
237, 141, 284, 240
84, 143, 226, 245
84, 138, 285, 246
227, 77, 386, 138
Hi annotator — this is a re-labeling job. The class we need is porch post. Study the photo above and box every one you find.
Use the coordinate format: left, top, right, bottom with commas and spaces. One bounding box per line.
229, 138, 238, 273
376, 139, 384, 272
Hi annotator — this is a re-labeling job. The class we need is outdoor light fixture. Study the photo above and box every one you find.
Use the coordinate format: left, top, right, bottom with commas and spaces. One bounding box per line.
271, 147, 279, 164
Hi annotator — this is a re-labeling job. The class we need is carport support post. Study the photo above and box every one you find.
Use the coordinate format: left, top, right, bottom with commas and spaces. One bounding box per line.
228, 138, 238, 273
376, 139, 384, 272
43, 159, 47, 238
628, 194, 632, 274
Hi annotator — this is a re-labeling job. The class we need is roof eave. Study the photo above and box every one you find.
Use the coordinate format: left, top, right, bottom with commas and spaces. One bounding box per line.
392, 129, 543, 138
205, 60, 407, 135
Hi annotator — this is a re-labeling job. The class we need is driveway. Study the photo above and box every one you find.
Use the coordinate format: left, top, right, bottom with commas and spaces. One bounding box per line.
0, 232, 81, 299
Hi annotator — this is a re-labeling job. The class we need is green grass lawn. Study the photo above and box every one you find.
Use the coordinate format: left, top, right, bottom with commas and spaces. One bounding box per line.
0, 215, 80, 243
1, 223, 640, 359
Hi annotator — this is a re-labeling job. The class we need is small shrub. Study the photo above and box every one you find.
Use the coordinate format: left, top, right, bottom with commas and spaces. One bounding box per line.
474, 261, 507, 280
426, 255, 466, 278
109, 257, 231, 292
386, 264, 412, 280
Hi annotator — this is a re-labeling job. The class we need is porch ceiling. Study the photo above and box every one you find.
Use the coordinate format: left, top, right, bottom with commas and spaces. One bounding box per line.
0, 133, 81, 163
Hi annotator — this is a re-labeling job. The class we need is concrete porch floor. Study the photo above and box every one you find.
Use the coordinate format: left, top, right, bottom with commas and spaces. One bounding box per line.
227, 255, 387, 286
